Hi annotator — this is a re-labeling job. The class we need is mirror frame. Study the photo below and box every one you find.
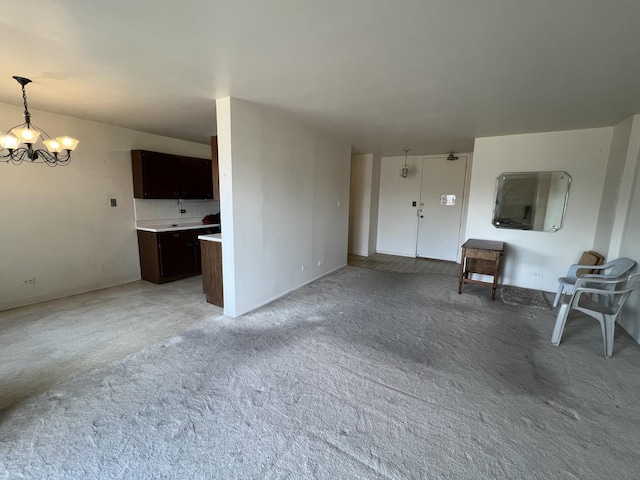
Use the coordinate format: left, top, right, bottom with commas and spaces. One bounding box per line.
492, 171, 571, 232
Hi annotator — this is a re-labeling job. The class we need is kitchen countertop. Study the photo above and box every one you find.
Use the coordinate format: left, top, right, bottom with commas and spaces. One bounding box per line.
198, 233, 222, 243
136, 222, 220, 233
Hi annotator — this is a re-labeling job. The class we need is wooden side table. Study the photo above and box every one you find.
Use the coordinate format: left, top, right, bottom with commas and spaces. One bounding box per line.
458, 239, 505, 301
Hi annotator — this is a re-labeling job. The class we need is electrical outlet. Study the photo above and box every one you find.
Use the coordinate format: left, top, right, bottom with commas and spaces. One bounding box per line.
527, 271, 543, 278
317, 258, 325, 266
179, 209, 186, 214
22, 277, 36, 285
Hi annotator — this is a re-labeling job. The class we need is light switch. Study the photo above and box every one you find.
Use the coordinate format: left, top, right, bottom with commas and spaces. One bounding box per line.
110, 198, 117, 207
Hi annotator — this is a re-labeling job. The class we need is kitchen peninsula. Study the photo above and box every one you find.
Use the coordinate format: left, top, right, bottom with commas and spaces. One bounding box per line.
199, 234, 223, 307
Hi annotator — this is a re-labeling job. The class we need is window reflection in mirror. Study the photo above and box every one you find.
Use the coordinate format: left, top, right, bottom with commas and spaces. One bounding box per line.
493, 172, 571, 232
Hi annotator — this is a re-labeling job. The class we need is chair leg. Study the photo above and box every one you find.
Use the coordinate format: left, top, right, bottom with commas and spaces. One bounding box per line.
604, 315, 616, 357
551, 302, 571, 345
553, 285, 564, 308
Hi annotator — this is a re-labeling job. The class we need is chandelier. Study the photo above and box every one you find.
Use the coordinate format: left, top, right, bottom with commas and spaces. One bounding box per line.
400, 147, 410, 178
1, 76, 79, 166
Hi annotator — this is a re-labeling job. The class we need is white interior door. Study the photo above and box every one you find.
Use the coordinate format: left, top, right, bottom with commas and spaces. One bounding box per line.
416, 155, 468, 261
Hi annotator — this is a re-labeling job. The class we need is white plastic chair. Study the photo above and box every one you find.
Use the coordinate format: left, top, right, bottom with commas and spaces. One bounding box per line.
551, 273, 640, 357
553, 257, 636, 307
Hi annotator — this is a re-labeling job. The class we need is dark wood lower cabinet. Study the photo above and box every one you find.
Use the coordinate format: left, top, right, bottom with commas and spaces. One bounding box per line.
137, 227, 218, 284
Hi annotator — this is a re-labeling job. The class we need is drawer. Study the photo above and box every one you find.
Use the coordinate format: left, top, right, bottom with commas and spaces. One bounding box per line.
464, 248, 501, 261
467, 258, 498, 275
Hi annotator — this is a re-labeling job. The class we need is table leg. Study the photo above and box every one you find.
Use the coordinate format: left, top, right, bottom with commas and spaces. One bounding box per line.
458, 250, 465, 294
491, 256, 500, 301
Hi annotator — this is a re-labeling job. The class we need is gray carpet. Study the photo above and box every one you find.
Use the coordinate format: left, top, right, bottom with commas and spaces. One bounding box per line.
0, 276, 222, 411
2, 267, 640, 479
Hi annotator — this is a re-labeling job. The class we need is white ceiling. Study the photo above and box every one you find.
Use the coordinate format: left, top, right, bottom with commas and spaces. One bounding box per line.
1, 0, 639, 156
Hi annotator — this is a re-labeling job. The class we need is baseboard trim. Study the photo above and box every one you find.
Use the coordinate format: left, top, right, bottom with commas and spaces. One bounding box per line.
224, 263, 347, 318
0, 275, 142, 312
375, 250, 416, 258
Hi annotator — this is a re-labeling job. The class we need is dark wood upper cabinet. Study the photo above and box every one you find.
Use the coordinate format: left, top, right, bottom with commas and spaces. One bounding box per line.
132, 150, 181, 199
180, 156, 213, 199
132, 150, 213, 199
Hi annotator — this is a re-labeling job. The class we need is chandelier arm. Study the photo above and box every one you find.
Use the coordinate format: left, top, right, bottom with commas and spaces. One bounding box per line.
38, 149, 71, 167
3, 121, 29, 134
1, 148, 28, 164
0, 147, 71, 166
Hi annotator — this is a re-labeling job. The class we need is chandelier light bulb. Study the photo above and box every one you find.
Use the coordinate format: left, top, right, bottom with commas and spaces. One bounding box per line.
11, 127, 41, 144
1, 135, 19, 150
57, 136, 79, 151
43, 139, 62, 153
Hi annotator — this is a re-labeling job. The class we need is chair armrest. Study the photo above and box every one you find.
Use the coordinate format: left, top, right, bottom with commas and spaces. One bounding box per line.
566, 263, 607, 277
574, 286, 616, 296
574, 275, 623, 289
582, 273, 618, 279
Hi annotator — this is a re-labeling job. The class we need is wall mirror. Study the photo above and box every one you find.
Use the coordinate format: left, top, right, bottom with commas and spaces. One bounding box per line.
493, 171, 571, 232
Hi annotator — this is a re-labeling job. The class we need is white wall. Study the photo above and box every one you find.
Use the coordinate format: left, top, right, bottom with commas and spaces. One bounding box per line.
376, 155, 422, 256
613, 115, 640, 342
348, 154, 380, 256
607, 116, 640, 260
368, 155, 381, 256
465, 128, 613, 292
593, 116, 633, 256
0, 102, 210, 311
216, 97, 351, 317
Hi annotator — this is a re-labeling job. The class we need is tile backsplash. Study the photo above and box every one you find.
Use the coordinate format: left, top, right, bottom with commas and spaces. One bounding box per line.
134, 199, 220, 223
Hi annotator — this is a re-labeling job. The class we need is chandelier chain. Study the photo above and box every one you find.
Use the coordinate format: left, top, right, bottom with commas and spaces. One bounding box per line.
20, 83, 32, 125
22, 84, 28, 114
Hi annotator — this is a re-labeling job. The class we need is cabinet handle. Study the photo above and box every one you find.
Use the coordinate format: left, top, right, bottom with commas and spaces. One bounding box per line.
186, 242, 193, 247
173, 233, 180, 238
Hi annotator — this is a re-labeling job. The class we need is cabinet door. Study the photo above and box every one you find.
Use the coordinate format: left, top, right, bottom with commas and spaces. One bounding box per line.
157, 232, 189, 278
180, 157, 213, 199
138, 151, 181, 199
186, 231, 201, 274
190, 229, 214, 274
